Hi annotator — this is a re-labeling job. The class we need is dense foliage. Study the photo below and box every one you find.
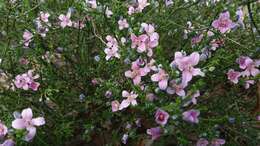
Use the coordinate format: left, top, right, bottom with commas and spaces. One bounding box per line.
0, 0, 259, 146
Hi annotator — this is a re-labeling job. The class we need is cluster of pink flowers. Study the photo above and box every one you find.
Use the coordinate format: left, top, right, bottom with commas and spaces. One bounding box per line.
227, 56, 259, 89
171, 52, 204, 87
14, 70, 40, 91
58, 9, 85, 29
35, 11, 50, 37
111, 90, 138, 112
128, 0, 150, 15
196, 138, 225, 146
104, 35, 120, 60
131, 23, 159, 57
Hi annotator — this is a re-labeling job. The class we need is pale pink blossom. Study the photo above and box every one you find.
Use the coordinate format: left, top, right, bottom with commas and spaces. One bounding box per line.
39, 11, 50, 23
191, 34, 203, 45
23, 30, 33, 47
58, 13, 72, 28
14, 70, 40, 91
147, 127, 162, 140
182, 109, 200, 124
0, 121, 8, 137
125, 59, 148, 85
151, 69, 169, 90
227, 69, 240, 84
155, 109, 169, 126
212, 11, 236, 33
86, 0, 97, 9
166, 80, 185, 97
128, 6, 135, 15
165, 0, 173, 6
104, 35, 120, 60
196, 138, 209, 146
119, 91, 138, 110
130, 34, 148, 52
172, 52, 204, 87
105, 8, 113, 18
73, 20, 85, 29
237, 56, 260, 77
136, 0, 150, 12
12, 108, 45, 141
118, 19, 129, 30
143, 59, 157, 73
236, 8, 245, 28
244, 80, 255, 89
0, 139, 15, 146
211, 138, 225, 146
121, 134, 128, 144
111, 100, 120, 112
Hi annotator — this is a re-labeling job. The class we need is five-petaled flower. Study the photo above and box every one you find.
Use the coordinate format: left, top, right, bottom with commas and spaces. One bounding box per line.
182, 109, 200, 124
12, 108, 45, 141
212, 11, 235, 33
155, 109, 169, 126
119, 91, 138, 110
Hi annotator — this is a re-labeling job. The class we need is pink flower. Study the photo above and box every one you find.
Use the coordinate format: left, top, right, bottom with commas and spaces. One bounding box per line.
165, 0, 173, 6
236, 56, 252, 70
155, 109, 169, 126
39, 11, 50, 23
12, 108, 45, 141
136, 0, 150, 12
191, 34, 203, 45
19, 57, 29, 65
0, 139, 15, 146
146, 93, 157, 101
196, 138, 209, 146
182, 109, 200, 124
23, 30, 33, 47
105, 8, 113, 18
14, 70, 40, 91
211, 138, 225, 146
118, 19, 129, 30
227, 69, 240, 84
143, 59, 157, 73
73, 20, 85, 29
104, 35, 120, 60
191, 90, 200, 105
151, 69, 169, 90
121, 134, 128, 144
172, 52, 204, 87
147, 127, 162, 140
212, 11, 235, 33
130, 34, 149, 53
166, 80, 186, 97
244, 80, 255, 89
237, 56, 260, 77
0, 122, 8, 137
119, 91, 138, 110
128, 6, 135, 15
125, 59, 148, 85
236, 8, 245, 28
58, 13, 72, 28
111, 100, 120, 112
86, 0, 97, 9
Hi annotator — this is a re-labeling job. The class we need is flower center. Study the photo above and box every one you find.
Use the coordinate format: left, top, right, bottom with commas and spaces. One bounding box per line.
158, 113, 165, 121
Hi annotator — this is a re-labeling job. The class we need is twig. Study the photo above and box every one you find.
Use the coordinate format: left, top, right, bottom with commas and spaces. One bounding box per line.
90, 20, 106, 45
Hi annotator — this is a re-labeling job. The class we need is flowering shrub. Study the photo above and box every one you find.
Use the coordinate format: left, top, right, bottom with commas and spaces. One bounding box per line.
0, 0, 259, 145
